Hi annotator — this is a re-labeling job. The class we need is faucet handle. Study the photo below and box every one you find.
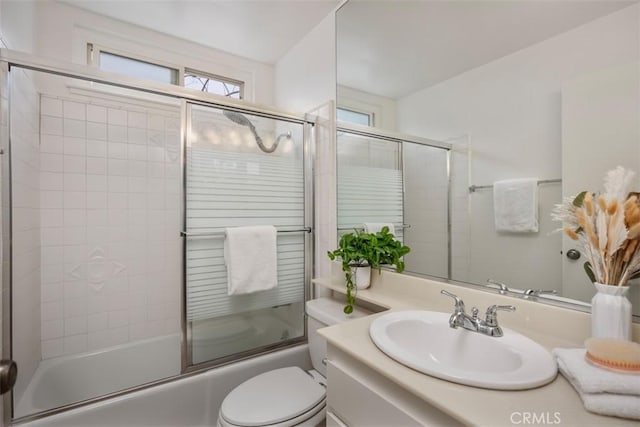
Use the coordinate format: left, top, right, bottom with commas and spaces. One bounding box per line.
485, 305, 516, 327
524, 289, 557, 298
486, 279, 509, 294
440, 290, 465, 312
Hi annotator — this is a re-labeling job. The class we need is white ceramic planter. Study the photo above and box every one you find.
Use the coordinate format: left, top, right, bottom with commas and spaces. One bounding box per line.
590, 283, 632, 340
350, 264, 372, 289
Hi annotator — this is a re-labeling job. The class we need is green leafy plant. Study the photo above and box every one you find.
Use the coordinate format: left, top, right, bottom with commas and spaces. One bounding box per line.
328, 226, 410, 314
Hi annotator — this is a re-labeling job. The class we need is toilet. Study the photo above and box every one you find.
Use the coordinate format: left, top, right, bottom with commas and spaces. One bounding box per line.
217, 297, 371, 427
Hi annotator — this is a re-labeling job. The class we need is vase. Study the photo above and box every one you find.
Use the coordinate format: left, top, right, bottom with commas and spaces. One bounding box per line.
350, 264, 372, 289
590, 283, 632, 340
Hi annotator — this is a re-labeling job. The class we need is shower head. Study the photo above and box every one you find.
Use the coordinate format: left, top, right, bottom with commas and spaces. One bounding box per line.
223, 110, 254, 128
222, 109, 290, 154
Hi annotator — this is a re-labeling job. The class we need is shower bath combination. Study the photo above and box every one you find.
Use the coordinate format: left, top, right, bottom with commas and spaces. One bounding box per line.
222, 110, 291, 153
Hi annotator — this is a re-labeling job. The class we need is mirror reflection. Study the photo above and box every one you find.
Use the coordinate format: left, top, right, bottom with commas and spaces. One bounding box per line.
336, 0, 640, 315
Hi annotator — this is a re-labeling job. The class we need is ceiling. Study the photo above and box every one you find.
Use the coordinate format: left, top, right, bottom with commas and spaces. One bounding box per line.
58, 0, 638, 99
337, 0, 638, 99
59, 0, 340, 64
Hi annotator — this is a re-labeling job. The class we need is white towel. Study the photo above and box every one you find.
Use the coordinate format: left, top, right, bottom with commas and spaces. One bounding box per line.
364, 223, 396, 236
224, 225, 278, 296
493, 178, 539, 233
554, 348, 640, 420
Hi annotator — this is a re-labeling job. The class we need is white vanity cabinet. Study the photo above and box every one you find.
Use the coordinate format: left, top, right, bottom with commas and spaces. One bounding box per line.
325, 345, 462, 427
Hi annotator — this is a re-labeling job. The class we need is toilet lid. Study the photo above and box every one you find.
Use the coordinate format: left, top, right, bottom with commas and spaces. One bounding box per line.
220, 367, 325, 427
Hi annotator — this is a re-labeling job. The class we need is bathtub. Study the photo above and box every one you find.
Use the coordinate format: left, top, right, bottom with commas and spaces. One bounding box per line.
15, 334, 182, 418
20, 344, 310, 427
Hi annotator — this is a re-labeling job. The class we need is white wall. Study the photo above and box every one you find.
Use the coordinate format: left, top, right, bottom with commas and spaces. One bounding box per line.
274, 12, 336, 113
337, 85, 397, 130
1, 0, 275, 105
397, 5, 639, 292
274, 11, 337, 282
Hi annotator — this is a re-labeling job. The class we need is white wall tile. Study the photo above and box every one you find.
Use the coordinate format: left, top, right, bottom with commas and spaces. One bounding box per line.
87, 157, 107, 174
42, 320, 64, 340
86, 174, 108, 192
87, 139, 107, 157
63, 118, 85, 138
108, 108, 127, 126
41, 97, 63, 117
87, 105, 107, 123
63, 334, 87, 355
108, 125, 127, 142
64, 137, 86, 156
63, 101, 86, 121
42, 301, 63, 321
128, 111, 146, 128
63, 191, 86, 209
40, 153, 64, 172
64, 173, 86, 191
41, 115, 63, 135
64, 316, 88, 335
41, 134, 64, 153
40, 172, 64, 191
64, 155, 86, 173
87, 122, 107, 140
38, 98, 182, 359
41, 339, 63, 359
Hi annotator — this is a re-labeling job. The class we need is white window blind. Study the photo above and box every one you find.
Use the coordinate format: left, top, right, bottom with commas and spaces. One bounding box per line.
185, 143, 305, 321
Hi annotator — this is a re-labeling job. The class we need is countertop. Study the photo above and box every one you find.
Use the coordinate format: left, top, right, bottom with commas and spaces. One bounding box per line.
314, 270, 640, 427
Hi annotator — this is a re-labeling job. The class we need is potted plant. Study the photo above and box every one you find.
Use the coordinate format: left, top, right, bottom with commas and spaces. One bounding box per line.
328, 226, 410, 314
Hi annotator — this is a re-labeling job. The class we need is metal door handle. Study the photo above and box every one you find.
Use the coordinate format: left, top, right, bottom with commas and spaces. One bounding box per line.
566, 249, 581, 260
0, 360, 17, 395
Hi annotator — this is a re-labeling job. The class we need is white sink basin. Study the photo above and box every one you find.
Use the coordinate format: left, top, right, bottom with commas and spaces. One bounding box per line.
369, 311, 557, 390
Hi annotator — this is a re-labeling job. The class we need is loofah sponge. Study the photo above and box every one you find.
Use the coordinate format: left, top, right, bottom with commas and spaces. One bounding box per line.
584, 337, 640, 373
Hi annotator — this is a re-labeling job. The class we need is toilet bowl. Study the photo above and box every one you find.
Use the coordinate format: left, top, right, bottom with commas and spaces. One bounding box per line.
217, 298, 371, 427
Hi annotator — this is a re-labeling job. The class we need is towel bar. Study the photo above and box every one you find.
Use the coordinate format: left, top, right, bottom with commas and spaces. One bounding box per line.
180, 227, 312, 237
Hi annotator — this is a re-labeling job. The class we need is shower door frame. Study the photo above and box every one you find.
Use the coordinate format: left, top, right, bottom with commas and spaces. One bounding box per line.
181, 100, 314, 373
335, 122, 453, 278
0, 49, 316, 425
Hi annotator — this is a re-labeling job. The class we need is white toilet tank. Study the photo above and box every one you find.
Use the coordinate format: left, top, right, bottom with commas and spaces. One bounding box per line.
305, 298, 371, 377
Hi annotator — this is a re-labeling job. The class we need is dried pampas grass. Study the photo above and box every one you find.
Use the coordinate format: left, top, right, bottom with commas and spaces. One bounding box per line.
552, 167, 640, 286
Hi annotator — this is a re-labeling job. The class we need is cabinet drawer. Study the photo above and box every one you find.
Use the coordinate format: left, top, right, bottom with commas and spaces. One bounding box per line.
327, 361, 423, 426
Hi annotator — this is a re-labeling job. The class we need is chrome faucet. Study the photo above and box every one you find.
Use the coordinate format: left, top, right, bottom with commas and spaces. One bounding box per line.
523, 288, 557, 299
441, 290, 515, 337
486, 279, 510, 294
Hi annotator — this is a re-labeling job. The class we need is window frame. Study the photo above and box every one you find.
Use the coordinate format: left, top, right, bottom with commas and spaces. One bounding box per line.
87, 43, 245, 99
184, 68, 245, 99
337, 105, 375, 127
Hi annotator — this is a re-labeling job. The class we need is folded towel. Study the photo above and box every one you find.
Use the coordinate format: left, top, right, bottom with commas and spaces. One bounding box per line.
493, 178, 539, 233
364, 223, 396, 236
224, 225, 278, 296
554, 348, 640, 420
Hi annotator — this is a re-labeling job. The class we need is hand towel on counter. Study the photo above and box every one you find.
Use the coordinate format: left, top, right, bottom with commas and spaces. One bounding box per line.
493, 178, 539, 233
553, 348, 640, 420
224, 225, 278, 296
364, 223, 396, 235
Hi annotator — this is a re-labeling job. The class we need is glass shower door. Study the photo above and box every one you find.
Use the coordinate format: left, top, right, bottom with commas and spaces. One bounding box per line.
184, 103, 309, 366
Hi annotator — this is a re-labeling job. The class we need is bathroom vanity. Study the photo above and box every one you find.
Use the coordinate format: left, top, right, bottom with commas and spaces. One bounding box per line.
315, 269, 640, 426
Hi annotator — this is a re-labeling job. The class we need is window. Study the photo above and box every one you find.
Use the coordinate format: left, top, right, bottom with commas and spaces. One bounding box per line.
98, 51, 179, 85
88, 44, 245, 97
337, 107, 373, 126
184, 69, 243, 99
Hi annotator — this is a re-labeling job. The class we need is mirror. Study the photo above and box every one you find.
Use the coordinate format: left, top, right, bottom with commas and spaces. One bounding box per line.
336, 0, 640, 315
